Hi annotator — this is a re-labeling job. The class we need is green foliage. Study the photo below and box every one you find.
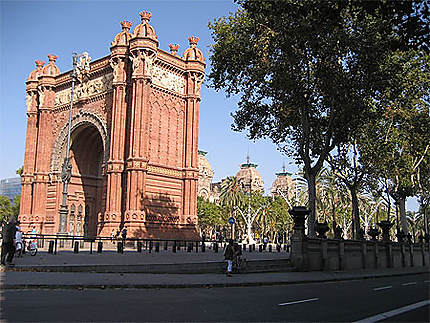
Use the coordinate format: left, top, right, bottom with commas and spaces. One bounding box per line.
197, 196, 224, 228
16, 166, 23, 177
209, 0, 426, 235
0, 195, 12, 223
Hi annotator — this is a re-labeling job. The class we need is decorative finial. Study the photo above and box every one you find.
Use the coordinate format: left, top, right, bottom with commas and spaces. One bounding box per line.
169, 43, 179, 55
120, 20, 132, 30
47, 54, 58, 62
188, 36, 199, 46
35, 60, 45, 68
282, 162, 286, 173
246, 153, 250, 164
139, 11, 152, 22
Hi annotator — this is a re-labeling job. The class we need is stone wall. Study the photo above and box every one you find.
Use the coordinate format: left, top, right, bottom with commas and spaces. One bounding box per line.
300, 238, 429, 271
289, 206, 430, 271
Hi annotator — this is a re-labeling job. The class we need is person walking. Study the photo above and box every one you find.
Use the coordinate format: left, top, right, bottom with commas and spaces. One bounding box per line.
15, 222, 24, 257
121, 227, 127, 246
224, 239, 234, 277
1, 216, 17, 267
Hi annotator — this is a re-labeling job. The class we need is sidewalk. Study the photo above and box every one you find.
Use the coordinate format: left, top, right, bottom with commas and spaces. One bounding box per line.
1, 250, 428, 289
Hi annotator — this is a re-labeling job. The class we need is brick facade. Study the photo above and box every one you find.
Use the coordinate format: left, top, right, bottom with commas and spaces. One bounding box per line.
19, 12, 204, 239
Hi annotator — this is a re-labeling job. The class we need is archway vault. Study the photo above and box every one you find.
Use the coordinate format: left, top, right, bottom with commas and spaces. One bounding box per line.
50, 111, 110, 174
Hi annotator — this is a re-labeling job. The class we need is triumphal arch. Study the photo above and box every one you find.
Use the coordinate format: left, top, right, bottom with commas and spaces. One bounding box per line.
19, 11, 205, 239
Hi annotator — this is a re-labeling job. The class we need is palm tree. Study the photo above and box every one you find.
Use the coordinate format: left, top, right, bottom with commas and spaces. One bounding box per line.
219, 176, 243, 209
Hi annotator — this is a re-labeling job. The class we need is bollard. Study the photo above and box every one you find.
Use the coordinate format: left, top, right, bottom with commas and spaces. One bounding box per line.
253, 244, 256, 251
117, 241, 123, 253
155, 242, 160, 252
177, 242, 181, 251
54, 239, 58, 255
74, 241, 79, 253
287, 245, 290, 252
97, 241, 103, 253
90, 241, 93, 254
201, 243, 205, 252
149, 240, 153, 253
195, 241, 199, 253
277, 244, 281, 252
259, 244, 263, 252
48, 240, 54, 254
173, 241, 177, 253
249, 244, 252, 253
283, 244, 287, 251
243, 244, 246, 251
164, 241, 168, 250
269, 244, 272, 252
187, 243, 192, 252
137, 241, 142, 253
214, 242, 219, 253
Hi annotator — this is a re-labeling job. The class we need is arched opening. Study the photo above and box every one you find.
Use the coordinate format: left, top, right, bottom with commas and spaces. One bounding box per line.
67, 123, 104, 237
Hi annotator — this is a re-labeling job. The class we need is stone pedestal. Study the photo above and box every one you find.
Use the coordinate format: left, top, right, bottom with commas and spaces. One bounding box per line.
367, 227, 380, 241
377, 220, 393, 242
289, 206, 309, 271
315, 221, 329, 239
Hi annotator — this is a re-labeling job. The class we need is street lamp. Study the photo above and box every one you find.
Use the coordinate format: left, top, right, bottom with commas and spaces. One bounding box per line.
58, 52, 91, 234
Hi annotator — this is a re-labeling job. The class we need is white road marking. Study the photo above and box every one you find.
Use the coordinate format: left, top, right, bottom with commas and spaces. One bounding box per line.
278, 298, 319, 306
424, 280, 429, 283
352, 299, 430, 323
402, 282, 417, 286
372, 285, 392, 291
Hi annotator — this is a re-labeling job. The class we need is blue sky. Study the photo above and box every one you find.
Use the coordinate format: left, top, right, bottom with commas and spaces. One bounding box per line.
0, 0, 418, 210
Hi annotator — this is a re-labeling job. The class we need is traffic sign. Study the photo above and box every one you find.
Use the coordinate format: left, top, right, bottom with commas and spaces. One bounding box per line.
228, 217, 235, 225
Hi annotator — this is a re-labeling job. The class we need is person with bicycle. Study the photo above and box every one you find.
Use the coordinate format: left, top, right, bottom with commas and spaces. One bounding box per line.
224, 239, 234, 277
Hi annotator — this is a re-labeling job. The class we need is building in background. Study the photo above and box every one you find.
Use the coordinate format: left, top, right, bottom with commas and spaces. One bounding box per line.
0, 177, 21, 203
270, 165, 296, 201
235, 155, 264, 193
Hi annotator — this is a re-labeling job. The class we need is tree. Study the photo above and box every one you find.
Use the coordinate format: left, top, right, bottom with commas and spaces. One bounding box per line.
209, 0, 420, 236
16, 166, 23, 177
359, 49, 430, 235
0, 195, 12, 223
328, 138, 367, 238
197, 196, 224, 237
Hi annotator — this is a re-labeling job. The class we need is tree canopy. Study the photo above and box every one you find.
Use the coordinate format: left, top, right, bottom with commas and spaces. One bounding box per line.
209, 0, 429, 236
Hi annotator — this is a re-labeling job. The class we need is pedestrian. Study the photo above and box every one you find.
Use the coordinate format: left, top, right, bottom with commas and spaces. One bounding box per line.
110, 229, 115, 242
121, 227, 127, 245
224, 239, 234, 277
15, 222, 23, 257
1, 216, 17, 267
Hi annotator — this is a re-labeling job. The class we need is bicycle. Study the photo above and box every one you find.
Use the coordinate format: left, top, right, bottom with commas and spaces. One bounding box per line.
24, 238, 38, 256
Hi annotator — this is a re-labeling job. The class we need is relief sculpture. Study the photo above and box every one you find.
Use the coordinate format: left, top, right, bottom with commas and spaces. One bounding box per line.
54, 73, 113, 106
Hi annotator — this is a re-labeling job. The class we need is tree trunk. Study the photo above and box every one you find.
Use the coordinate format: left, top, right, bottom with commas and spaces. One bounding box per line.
306, 173, 317, 237
350, 187, 360, 239
398, 195, 409, 235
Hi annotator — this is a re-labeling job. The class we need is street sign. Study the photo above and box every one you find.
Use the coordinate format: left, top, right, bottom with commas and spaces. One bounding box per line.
228, 217, 235, 225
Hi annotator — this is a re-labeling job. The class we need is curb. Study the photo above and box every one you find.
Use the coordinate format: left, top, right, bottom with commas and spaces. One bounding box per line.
2, 269, 428, 290
9, 258, 293, 274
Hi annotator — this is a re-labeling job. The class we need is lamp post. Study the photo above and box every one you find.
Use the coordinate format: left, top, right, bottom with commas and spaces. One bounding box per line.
58, 52, 91, 234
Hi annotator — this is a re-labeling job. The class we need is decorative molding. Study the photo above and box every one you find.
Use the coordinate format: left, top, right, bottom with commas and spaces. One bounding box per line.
147, 165, 183, 178
50, 111, 109, 173
54, 73, 113, 106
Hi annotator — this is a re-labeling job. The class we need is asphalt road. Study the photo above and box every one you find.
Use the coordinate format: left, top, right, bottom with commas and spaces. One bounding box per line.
1, 273, 429, 322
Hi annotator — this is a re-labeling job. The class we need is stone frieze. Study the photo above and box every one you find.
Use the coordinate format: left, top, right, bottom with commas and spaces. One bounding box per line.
54, 73, 113, 106
152, 65, 185, 95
